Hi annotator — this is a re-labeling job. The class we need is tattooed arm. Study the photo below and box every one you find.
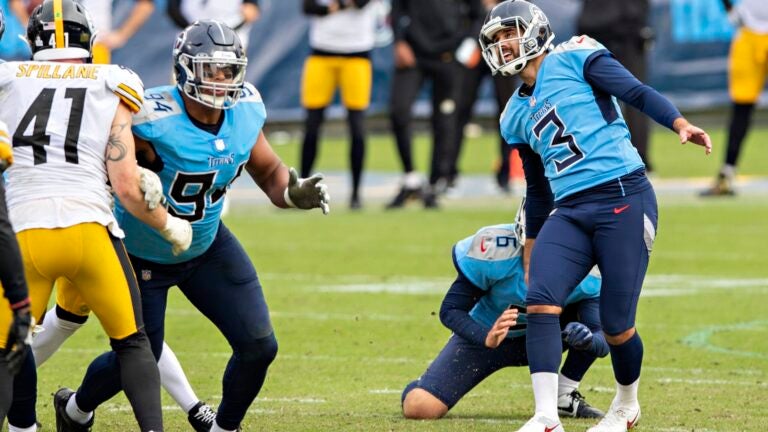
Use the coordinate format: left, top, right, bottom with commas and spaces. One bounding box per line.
105, 102, 169, 230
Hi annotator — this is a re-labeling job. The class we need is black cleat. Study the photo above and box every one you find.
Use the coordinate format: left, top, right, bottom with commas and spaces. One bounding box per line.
557, 390, 604, 419
54, 388, 93, 432
188, 401, 217, 432
700, 175, 736, 197
386, 186, 422, 209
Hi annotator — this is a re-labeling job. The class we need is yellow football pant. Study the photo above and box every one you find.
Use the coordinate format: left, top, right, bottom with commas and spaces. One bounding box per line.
301, 55, 372, 110
729, 28, 768, 104
0, 223, 142, 348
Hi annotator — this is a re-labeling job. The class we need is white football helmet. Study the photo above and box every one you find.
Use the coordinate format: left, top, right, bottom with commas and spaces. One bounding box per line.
479, 0, 555, 76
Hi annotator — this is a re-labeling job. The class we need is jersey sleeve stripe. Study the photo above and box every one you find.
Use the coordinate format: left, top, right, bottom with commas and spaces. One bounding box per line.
118, 83, 142, 101
115, 92, 141, 113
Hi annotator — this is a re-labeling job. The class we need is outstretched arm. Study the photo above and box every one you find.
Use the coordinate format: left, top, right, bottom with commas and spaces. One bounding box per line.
245, 131, 330, 214
585, 53, 711, 154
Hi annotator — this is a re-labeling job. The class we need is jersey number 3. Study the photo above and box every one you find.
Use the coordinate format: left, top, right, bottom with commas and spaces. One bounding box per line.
532, 108, 584, 174
13, 87, 87, 165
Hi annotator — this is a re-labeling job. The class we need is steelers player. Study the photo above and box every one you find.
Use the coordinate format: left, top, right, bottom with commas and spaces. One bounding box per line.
0, 1, 192, 430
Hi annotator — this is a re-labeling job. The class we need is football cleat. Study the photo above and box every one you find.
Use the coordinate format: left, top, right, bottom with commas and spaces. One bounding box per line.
188, 401, 217, 432
700, 174, 735, 197
386, 186, 422, 209
54, 388, 93, 432
516, 414, 564, 432
586, 403, 640, 432
558, 390, 604, 419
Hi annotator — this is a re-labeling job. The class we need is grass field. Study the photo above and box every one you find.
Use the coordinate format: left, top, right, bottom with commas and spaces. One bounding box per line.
31, 124, 768, 431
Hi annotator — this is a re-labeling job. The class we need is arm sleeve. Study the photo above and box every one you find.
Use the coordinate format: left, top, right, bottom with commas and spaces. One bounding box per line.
518, 146, 553, 239
166, 0, 190, 28
584, 53, 681, 131
438, 272, 490, 347
0, 182, 29, 307
303, 0, 330, 15
391, 0, 407, 42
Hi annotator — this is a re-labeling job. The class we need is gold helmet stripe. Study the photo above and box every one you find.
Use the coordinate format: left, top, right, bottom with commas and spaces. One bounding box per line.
53, 0, 65, 49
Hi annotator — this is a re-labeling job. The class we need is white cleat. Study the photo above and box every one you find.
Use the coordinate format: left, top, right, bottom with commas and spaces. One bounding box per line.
516, 414, 565, 432
586, 403, 641, 432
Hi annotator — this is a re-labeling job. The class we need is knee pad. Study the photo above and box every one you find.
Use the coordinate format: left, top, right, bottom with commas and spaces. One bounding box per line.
234, 333, 278, 366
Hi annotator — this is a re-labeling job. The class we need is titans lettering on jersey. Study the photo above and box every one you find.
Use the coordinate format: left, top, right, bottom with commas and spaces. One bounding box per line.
499, 36, 645, 201
453, 224, 600, 339
114, 83, 266, 264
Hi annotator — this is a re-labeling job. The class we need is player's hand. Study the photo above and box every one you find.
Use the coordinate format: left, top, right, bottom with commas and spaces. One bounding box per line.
561, 322, 593, 350
394, 41, 416, 69
485, 308, 519, 349
160, 215, 193, 256
138, 166, 166, 210
0, 140, 13, 173
4, 301, 33, 375
673, 117, 712, 155
284, 167, 330, 215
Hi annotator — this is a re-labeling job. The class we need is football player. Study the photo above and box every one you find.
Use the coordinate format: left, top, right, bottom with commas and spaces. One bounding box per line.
402, 203, 608, 420
48, 19, 330, 432
0, 114, 34, 425
0, 0, 194, 431
479, 1, 711, 431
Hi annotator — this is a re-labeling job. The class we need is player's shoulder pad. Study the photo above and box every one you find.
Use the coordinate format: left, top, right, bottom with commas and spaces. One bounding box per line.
0, 61, 17, 86
552, 35, 605, 54
462, 224, 522, 262
133, 86, 183, 126
239, 82, 264, 104
105, 65, 145, 114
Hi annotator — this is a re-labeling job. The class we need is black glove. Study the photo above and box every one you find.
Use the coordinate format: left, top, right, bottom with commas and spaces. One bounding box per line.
4, 300, 32, 375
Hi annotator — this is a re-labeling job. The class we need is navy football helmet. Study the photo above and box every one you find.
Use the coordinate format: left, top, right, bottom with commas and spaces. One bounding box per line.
173, 20, 248, 110
27, 0, 95, 61
479, 0, 554, 76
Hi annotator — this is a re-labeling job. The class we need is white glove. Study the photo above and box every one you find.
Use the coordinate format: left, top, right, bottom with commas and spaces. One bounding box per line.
284, 167, 330, 215
160, 215, 192, 256
138, 166, 166, 210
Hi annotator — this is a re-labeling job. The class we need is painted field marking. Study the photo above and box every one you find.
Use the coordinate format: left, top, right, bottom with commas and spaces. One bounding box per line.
682, 320, 768, 359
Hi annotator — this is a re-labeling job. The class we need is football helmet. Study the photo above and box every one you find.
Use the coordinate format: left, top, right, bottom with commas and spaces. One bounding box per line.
173, 20, 248, 110
479, 0, 554, 76
26, 0, 95, 61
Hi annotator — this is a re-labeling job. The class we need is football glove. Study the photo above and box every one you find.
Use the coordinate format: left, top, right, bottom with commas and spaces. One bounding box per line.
138, 166, 166, 210
562, 322, 593, 350
160, 215, 193, 256
0, 140, 13, 173
284, 167, 330, 215
4, 300, 33, 375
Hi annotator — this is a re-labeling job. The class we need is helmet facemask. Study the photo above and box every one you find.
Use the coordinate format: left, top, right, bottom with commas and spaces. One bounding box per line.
177, 52, 247, 109
480, 3, 554, 76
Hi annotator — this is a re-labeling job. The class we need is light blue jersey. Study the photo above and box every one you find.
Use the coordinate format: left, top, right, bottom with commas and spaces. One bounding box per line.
500, 36, 644, 201
114, 84, 266, 264
453, 224, 601, 339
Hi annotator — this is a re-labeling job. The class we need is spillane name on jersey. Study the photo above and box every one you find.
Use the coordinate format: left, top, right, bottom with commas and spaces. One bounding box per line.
114, 84, 266, 264
500, 36, 645, 201
453, 224, 601, 339
0, 61, 143, 236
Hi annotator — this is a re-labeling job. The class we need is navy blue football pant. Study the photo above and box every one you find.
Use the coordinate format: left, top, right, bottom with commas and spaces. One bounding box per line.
526, 183, 657, 378
402, 301, 600, 409
74, 224, 277, 430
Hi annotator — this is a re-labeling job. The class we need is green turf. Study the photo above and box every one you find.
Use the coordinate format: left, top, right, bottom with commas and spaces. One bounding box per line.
33, 195, 768, 431
267, 123, 768, 179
